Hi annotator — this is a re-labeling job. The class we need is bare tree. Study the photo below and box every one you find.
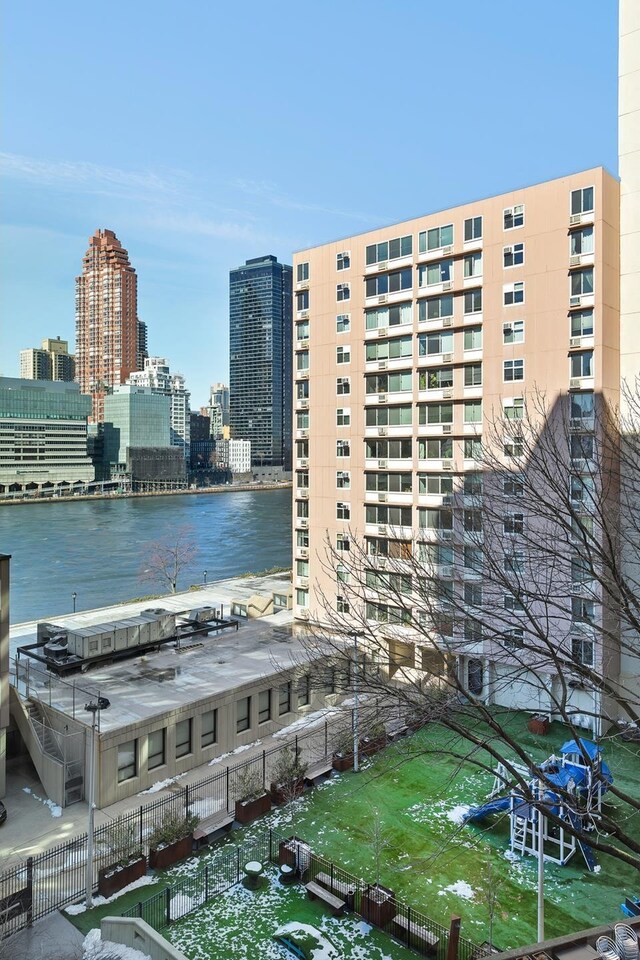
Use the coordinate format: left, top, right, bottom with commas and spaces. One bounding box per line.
140, 525, 197, 594
301, 387, 640, 869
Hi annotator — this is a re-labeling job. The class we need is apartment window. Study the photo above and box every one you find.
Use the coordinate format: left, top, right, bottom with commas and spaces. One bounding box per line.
298, 675, 311, 706
571, 186, 594, 216
464, 510, 482, 533
571, 309, 594, 338
367, 371, 413, 393
464, 288, 482, 315
258, 689, 271, 724
570, 351, 594, 378
336, 346, 350, 364
366, 302, 412, 329
201, 709, 217, 747
503, 320, 524, 344
296, 320, 309, 340
367, 472, 412, 493
279, 682, 291, 715
419, 260, 453, 287
464, 252, 482, 278
366, 405, 412, 427
366, 504, 413, 528
504, 204, 524, 230
419, 295, 454, 322
571, 269, 594, 297
336, 534, 350, 552
503, 243, 524, 268
366, 268, 412, 298
337, 251, 350, 271
236, 697, 251, 734
296, 588, 308, 607
296, 290, 309, 311
464, 437, 482, 459
571, 391, 595, 423
504, 435, 524, 457
504, 513, 524, 535
419, 541, 454, 565
571, 433, 594, 461
337, 282, 350, 301
572, 636, 594, 667
504, 282, 524, 306
504, 359, 524, 382
297, 529, 309, 548
367, 335, 413, 361
336, 314, 351, 334
365, 438, 412, 459
419, 331, 453, 356
117, 740, 137, 783
504, 475, 524, 496
464, 618, 483, 643
464, 401, 482, 423
366, 235, 412, 265
336, 470, 350, 489
504, 593, 524, 612
419, 402, 453, 425
419, 437, 453, 459
296, 351, 309, 372
419, 507, 453, 531
297, 262, 309, 283
503, 628, 525, 650
504, 397, 524, 420
297, 412, 309, 430
419, 224, 453, 252
297, 380, 309, 400
464, 472, 483, 495
464, 546, 483, 572
464, 216, 482, 241
419, 367, 454, 390
464, 326, 482, 351
337, 501, 350, 520
570, 226, 594, 257
297, 559, 309, 577
418, 473, 453, 495
336, 408, 351, 426
297, 471, 309, 489
464, 363, 482, 387
336, 563, 350, 584
336, 377, 351, 396
337, 439, 350, 457
504, 551, 525, 573
176, 718, 192, 758
147, 729, 165, 770
571, 474, 595, 505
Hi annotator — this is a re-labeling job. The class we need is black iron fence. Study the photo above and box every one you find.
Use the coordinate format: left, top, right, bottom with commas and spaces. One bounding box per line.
122, 829, 482, 960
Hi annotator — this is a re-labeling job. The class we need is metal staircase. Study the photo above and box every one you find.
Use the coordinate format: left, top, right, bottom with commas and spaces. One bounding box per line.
27, 700, 64, 763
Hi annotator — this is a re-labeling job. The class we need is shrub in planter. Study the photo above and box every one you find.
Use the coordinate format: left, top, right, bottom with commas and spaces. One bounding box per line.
148, 811, 199, 869
97, 821, 146, 897
270, 747, 308, 805
98, 855, 147, 898
235, 768, 271, 825
360, 722, 388, 757
332, 730, 355, 772
528, 714, 550, 736
360, 883, 396, 927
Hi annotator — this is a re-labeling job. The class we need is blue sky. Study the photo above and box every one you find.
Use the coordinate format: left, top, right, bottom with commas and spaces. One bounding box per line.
1, 0, 618, 407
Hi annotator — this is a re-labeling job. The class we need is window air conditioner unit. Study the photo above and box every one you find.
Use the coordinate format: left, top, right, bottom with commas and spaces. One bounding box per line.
377, 261, 388, 271
299, 518, 308, 528
378, 360, 388, 371
440, 565, 453, 577
569, 214, 582, 226
442, 496, 453, 506
442, 281, 453, 292
442, 460, 454, 471
569, 378, 582, 389
378, 459, 388, 468
378, 492, 388, 502
443, 353, 454, 363
442, 317, 454, 327
298, 429, 308, 438
441, 529, 453, 540
504, 245, 513, 255
378, 327, 388, 337
442, 424, 452, 434
378, 427, 388, 436
378, 558, 387, 569
299, 489, 309, 499
569, 255, 582, 268
378, 393, 388, 403
299, 458, 308, 468
298, 577, 309, 588
298, 371, 309, 380
299, 548, 309, 558
443, 388, 454, 399
442, 245, 454, 256
569, 337, 582, 349
378, 295, 388, 304
378, 524, 388, 535
299, 310, 309, 319
298, 339, 309, 349
298, 608, 310, 620
570, 296, 582, 308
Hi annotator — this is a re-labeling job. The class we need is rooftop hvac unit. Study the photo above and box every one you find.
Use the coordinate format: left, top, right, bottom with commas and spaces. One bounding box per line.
569, 337, 582, 349
569, 214, 582, 226
442, 281, 453, 291
442, 424, 452, 434
443, 353, 454, 363
442, 460, 454, 471
569, 255, 582, 268
378, 294, 388, 304
442, 317, 454, 327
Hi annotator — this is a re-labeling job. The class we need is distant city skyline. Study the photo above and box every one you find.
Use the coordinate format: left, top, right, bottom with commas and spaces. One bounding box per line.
1, 1, 618, 405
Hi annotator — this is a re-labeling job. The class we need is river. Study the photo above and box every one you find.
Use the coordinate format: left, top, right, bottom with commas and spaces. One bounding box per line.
0, 488, 292, 623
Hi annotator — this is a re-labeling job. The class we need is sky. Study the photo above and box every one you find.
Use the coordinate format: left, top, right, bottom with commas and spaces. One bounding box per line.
1, 0, 619, 408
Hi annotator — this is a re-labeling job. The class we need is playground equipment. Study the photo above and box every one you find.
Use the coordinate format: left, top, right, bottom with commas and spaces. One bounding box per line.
463, 738, 613, 873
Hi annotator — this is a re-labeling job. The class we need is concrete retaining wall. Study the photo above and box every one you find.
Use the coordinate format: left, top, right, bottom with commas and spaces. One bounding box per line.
101, 917, 189, 960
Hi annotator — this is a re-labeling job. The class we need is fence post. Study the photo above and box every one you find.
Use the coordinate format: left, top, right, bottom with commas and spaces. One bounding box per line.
138, 900, 143, 918
325, 721, 328, 758
226, 766, 230, 812
139, 806, 143, 848
269, 828, 273, 864
165, 886, 171, 926
236, 847, 240, 883
330, 861, 334, 893
185, 782, 189, 813
205, 865, 209, 902
262, 750, 266, 789
26, 856, 33, 927
407, 905, 412, 949
448, 915, 461, 960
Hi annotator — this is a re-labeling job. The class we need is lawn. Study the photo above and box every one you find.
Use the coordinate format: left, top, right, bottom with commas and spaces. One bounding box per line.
68, 712, 640, 955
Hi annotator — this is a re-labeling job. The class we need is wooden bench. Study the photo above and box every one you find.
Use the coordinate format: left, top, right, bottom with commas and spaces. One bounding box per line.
304, 759, 334, 787
315, 870, 356, 909
192, 812, 234, 850
305, 880, 346, 916
393, 914, 440, 954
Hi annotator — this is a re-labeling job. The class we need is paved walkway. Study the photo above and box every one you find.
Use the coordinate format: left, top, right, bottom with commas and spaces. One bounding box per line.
4, 910, 85, 960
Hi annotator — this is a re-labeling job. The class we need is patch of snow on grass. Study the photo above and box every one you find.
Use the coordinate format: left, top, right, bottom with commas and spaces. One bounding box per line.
446, 804, 470, 824
138, 773, 186, 795
170, 891, 205, 920
438, 880, 475, 900
66, 874, 156, 914
83, 928, 151, 960
22, 786, 62, 817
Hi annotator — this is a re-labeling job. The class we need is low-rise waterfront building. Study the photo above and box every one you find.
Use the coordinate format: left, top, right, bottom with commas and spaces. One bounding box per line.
19, 336, 76, 382
0, 377, 94, 494
216, 438, 251, 475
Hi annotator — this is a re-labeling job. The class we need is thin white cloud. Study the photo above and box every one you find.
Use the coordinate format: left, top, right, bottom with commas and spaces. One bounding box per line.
141, 210, 282, 247
0, 152, 185, 196
233, 176, 380, 223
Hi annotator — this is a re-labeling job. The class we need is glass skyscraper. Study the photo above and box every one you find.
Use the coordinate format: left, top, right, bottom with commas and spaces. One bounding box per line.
229, 255, 292, 470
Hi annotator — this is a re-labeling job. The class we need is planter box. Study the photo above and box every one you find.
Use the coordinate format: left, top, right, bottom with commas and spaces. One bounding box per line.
270, 778, 305, 806
98, 855, 147, 898
360, 736, 387, 758
360, 884, 396, 928
332, 753, 354, 772
235, 792, 271, 825
278, 836, 312, 876
149, 834, 193, 870
528, 716, 549, 736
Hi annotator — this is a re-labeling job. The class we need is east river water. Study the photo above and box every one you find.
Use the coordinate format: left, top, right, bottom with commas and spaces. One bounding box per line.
0, 488, 292, 624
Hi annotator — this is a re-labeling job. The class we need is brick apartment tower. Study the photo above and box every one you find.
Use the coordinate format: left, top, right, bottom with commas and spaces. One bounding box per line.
75, 229, 141, 422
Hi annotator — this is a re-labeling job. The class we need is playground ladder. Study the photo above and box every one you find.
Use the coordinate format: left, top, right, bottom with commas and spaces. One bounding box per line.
512, 813, 528, 855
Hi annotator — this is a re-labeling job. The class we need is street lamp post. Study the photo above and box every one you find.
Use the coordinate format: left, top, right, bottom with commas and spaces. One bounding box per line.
84, 696, 110, 908
350, 632, 364, 773
203, 570, 208, 586
72, 592, 77, 613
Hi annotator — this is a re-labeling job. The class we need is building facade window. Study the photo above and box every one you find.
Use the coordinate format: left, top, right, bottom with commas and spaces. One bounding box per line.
336, 534, 350, 552
337, 346, 351, 364
336, 314, 351, 333
464, 401, 482, 423
571, 309, 594, 338
420, 295, 453, 322
504, 397, 524, 420
297, 262, 309, 283
296, 290, 309, 311
366, 268, 412, 298
503, 243, 524, 268
176, 718, 192, 758
463, 252, 482, 278
504, 282, 524, 306
117, 740, 137, 783
147, 729, 165, 770
366, 235, 412, 265
571, 351, 594, 378
504, 359, 524, 382
337, 282, 350, 301
258, 689, 271, 724
464, 326, 482, 350
503, 320, 524, 344
298, 675, 311, 706
337, 439, 350, 457
279, 682, 291, 715
336, 470, 350, 489
571, 186, 594, 216
337, 501, 351, 520
504, 204, 524, 230
571, 226, 594, 256
336, 376, 351, 395
571, 269, 594, 297
464, 363, 482, 387
419, 260, 453, 287
464, 289, 482, 314
337, 251, 350, 271
464, 216, 483, 241
201, 709, 217, 747
419, 224, 453, 252
236, 697, 251, 734
336, 408, 351, 426
366, 302, 412, 329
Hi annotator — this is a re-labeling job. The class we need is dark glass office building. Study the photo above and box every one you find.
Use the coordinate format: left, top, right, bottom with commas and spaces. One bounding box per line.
229, 255, 292, 470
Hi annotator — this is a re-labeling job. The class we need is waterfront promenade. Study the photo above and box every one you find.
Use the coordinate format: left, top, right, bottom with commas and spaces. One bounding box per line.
0, 479, 291, 507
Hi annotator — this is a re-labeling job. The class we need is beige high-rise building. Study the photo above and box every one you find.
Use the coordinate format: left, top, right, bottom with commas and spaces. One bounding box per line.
75, 229, 140, 422
293, 167, 620, 724
19, 336, 75, 382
